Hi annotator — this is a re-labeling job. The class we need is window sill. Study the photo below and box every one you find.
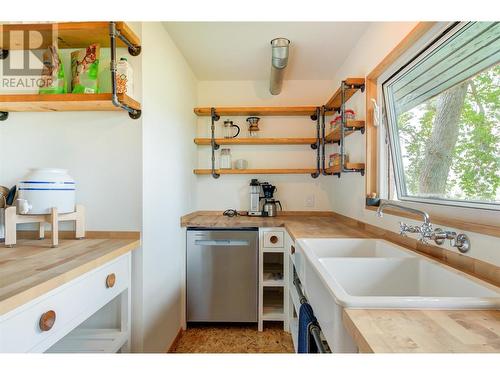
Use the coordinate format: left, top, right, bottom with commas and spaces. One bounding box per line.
365, 205, 500, 238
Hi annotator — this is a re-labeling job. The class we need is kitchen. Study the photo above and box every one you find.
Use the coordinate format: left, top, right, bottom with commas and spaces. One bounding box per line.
1, 2, 499, 373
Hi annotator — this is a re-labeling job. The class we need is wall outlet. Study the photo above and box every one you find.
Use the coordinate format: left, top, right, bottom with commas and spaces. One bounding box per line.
305, 194, 315, 208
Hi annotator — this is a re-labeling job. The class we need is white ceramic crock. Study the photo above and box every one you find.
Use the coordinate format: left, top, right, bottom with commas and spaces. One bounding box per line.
18, 168, 76, 214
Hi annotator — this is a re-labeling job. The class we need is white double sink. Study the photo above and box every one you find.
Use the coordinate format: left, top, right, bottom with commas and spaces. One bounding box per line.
294, 238, 500, 352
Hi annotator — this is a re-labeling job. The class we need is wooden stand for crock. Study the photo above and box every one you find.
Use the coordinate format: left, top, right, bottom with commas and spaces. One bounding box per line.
4, 204, 85, 248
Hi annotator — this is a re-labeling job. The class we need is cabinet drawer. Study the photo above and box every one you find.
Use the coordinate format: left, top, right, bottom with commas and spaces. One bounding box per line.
0, 253, 130, 353
263, 231, 284, 248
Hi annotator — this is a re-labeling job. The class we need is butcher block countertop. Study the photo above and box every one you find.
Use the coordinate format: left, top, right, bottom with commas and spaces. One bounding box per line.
181, 211, 370, 240
343, 309, 500, 353
181, 211, 500, 353
0, 235, 140, 315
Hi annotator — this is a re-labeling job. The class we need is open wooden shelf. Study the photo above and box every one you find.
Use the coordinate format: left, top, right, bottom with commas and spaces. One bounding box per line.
194, 137, 317, 145
0, 22, 140, 50
325, 77, 365, 111
194, 106, 319, 117
325, 162, 365, 174
194, 168, 317, 175
0, 93, 141, 112
325, 120, 365, 142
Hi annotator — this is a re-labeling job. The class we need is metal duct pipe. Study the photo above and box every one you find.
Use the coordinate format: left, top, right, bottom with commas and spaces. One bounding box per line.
269, 38, 290, 95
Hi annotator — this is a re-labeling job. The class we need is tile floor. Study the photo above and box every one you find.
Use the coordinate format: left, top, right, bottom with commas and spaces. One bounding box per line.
170, 323, 294, 353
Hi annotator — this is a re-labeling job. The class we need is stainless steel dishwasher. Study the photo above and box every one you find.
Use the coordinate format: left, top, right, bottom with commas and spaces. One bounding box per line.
187, 228, 258, 322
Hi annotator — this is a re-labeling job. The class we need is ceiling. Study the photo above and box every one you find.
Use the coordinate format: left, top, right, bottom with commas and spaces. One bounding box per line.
163, 22, 371, 81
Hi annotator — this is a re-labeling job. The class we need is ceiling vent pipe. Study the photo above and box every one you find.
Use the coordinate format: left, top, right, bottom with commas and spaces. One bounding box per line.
269, 38, 290, 95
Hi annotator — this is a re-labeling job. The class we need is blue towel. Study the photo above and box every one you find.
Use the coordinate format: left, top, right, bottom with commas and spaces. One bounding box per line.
298, 303, 318, 353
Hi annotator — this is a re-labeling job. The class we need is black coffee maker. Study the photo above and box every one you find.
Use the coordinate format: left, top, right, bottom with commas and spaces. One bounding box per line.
260, 183, 282, 217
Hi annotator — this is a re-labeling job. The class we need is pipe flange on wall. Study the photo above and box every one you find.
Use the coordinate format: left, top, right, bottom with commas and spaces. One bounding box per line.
269, 38, 290, 95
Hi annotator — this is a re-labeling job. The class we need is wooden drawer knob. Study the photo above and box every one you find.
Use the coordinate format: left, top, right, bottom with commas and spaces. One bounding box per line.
106, 273, 116, 288
270, 235, 279, 244
290, 245, 295, 255
39, 310, 56, 332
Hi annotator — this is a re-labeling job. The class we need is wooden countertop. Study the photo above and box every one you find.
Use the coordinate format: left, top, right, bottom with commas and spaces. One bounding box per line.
181, 211, 372, 241
343, 309, 500, 353
182, 210, 500, 353
0, 237, 140, 315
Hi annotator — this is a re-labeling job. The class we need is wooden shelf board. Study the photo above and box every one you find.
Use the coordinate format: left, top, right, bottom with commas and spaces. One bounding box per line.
326, 162, 365, 174
0, 22, 140, 50
194, 106, 319, 117
263, 280, 285, 287
194, 168, 317, 175
325, 120, 365, 142
0, 93, 141, 112
325, 78, 365, 111
46, 328, 128, 353
194, 137, 317, 145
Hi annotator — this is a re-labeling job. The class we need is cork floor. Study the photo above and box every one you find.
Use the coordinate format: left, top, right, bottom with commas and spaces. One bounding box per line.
170, 323, 295, 353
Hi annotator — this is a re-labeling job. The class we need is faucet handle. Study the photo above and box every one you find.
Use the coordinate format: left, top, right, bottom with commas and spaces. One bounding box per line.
399, 221, 408, 236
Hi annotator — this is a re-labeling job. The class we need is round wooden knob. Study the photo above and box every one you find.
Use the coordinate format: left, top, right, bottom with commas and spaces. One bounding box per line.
290, 245, 295, 255
39, 310, 56, 332
106, 273, 116, 288
270, 235, 279, 244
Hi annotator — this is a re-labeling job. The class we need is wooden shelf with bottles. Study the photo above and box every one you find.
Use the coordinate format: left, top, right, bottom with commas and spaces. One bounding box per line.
0, 93, 140, 113
0, 22, 142, 120
325, 162, 365, 175
0, 22, 140, 50
194, 168, 318, 175
325, 120, 365, 143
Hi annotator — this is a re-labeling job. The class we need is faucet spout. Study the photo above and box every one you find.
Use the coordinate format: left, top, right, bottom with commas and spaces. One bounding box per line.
376, 202, 430, 225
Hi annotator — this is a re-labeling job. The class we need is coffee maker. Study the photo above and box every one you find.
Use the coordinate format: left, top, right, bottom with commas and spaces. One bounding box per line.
248, 179, 263, 216
261, 182, 282, 217
248, 179, 282, 217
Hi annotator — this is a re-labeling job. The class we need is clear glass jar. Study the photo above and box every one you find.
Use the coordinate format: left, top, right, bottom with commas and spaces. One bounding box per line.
220, 148, 232, 169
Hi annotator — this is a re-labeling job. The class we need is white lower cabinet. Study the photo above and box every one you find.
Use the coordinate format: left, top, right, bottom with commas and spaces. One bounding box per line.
0, 253, 131, 353
258, 228, 289, 331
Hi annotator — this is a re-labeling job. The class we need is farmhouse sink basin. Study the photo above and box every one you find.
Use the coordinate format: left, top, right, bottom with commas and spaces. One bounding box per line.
297, 238, 414, 258
318, 257, 500, 309
295, 238, 500, 352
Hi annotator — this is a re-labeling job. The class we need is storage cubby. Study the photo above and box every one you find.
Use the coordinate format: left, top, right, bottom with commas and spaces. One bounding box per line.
263, 252, 284, 286
262, 287, 285, 320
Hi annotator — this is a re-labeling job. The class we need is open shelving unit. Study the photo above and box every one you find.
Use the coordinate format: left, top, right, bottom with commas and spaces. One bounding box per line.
321, 78, 366, 177
0, 22, 142, 120
193, 77, 366, 178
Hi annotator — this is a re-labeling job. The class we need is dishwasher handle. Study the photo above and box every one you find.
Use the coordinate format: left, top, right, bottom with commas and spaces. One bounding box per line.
194, 239, 250, 246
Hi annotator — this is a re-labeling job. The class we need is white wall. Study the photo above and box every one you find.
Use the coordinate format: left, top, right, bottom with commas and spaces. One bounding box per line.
329, 22, 500, 267
139, 22, 197, 352
195, 80, 335, 211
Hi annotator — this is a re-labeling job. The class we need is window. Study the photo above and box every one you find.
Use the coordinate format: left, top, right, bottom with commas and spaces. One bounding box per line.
382, 22, 500, 210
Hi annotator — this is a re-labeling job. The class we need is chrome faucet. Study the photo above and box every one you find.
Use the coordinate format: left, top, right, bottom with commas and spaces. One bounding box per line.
376, 201, 471, 253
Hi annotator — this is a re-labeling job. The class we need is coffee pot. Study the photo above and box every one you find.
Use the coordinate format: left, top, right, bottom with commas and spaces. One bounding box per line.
262, 199, 282, 217
223, 120, 240, 139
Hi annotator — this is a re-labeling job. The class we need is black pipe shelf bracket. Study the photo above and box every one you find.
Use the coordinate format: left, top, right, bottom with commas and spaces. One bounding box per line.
109, 21, 142, 120
0, 49, 8, 60
336, 80, 366, 178
210, 107, 220, 179
311, 107, 321, 179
